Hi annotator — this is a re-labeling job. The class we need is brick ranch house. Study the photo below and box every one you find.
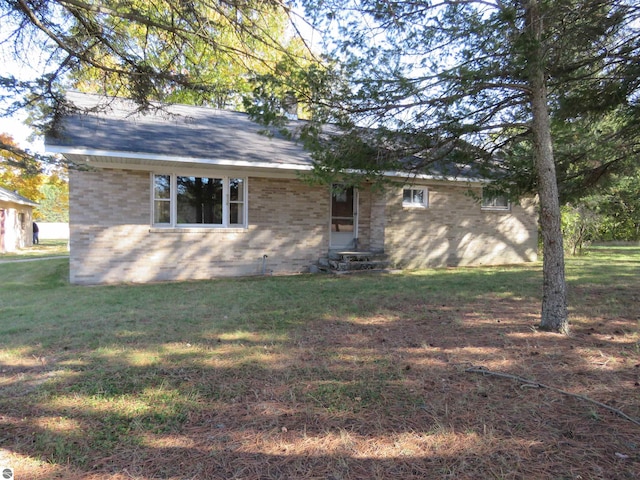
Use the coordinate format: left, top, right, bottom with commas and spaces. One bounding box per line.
0, 186, 39, 253
45, 92, 538, 285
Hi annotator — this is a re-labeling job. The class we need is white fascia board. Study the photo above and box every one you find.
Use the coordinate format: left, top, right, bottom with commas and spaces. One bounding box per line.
379, 170, 485, 184
48, 146, 487, 184
46, 146, 314, 172
0, 191, 39, 207
0, 197, 39, 207
323, 168, 485, 184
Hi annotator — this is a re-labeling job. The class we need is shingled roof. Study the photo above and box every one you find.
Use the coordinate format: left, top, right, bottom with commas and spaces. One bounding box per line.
0, 186, 38, 207
46, 92, 486, 182
46, 92, 313, 173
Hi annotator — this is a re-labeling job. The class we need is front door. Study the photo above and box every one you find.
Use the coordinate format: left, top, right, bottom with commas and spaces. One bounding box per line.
330, 185, 358, 250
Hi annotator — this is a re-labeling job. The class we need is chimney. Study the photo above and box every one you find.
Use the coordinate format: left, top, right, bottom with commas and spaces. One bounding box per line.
282, 92, 298, 120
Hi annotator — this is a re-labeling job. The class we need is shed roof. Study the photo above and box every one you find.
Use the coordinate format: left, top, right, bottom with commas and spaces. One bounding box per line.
0, 186, 39, 207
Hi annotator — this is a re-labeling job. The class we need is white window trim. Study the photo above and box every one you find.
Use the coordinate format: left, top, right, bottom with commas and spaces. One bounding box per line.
151, 173, 248, 228
402, 187, 429, 208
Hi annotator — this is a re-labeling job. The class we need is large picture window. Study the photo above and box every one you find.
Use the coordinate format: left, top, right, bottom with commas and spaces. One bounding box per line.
152, 174, 247, 227
177, 176, 223, 225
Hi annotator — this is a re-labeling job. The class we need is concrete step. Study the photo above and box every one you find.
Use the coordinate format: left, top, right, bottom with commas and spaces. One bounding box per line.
330, 260, 391, 271
319, 251, 390, 273
328, 251, 388, 262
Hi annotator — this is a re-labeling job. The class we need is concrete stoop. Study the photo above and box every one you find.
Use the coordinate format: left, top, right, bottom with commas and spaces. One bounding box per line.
316, 251, 391, 274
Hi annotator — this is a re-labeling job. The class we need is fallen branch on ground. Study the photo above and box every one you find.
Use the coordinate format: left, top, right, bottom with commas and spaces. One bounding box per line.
465, 365, 640, 427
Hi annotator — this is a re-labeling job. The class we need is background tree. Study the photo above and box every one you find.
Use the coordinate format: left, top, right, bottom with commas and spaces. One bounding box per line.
0, 132, 44, 200
35, 168, 69, 222
66, 0, 307, 110
586, 171, 640, 242
278, 0, 640, 333
561, 203, 603, 255
1, 132, 68, 220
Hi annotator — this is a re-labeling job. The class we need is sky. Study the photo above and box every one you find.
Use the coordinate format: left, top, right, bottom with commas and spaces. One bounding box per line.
0, 46, 39, 151
0, 113, 42, 152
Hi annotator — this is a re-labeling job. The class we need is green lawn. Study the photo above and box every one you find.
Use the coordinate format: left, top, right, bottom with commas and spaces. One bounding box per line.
0, 239, 69, 261
0, 247, 638, 479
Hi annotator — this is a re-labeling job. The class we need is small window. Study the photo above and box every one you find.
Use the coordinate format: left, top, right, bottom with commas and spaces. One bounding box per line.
153, 175, 171, 224
403, 188, 428, 208
482, 193, 510, 210
228, 178, 245, 225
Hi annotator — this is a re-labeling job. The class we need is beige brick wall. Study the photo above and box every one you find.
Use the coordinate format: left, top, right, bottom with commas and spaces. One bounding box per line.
69, 168, 330, 284
384, 183, 538, 268
355, 188, 372, 250
353, 186, 389, 252
69, 168, 538, 284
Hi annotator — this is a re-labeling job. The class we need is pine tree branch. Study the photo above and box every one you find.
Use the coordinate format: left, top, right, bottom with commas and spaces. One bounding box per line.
466, 365, 640, 427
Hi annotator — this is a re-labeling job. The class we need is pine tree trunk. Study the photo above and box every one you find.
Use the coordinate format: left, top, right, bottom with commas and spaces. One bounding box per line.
527, 0, 569, 334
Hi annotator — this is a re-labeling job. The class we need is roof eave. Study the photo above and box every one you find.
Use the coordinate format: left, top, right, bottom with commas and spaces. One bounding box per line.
48, 147, 487, 184
376, 170, 486, 184
0, 194, 39, 208
47, 146, 315, 173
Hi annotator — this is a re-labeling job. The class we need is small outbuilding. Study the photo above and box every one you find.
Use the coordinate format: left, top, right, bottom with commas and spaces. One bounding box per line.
0, 186, 39, 253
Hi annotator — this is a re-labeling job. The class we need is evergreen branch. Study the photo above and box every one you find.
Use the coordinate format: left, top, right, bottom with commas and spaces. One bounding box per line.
466, 366, 640, 427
